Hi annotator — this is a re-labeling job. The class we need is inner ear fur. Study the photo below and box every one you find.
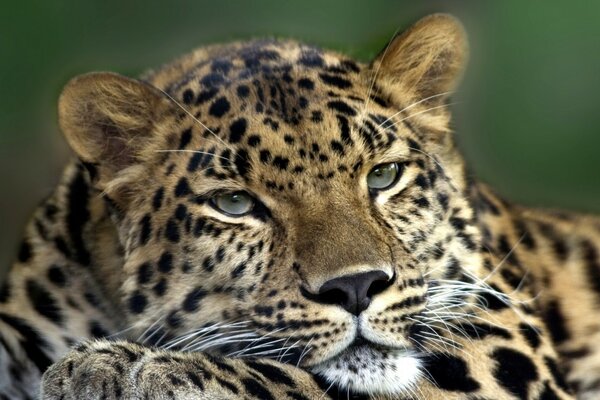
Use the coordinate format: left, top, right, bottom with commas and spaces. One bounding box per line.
372, 14, 468, 106
58, 72, 172, 189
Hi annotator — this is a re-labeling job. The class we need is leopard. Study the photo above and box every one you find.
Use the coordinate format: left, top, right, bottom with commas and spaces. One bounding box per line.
1, 13, 599, 399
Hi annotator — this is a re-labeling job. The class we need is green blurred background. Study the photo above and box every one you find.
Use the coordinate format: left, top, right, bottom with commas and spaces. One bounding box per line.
1, 1, 599, 278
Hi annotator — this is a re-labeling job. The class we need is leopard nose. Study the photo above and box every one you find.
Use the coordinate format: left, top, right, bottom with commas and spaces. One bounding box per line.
305, 271, 394, 315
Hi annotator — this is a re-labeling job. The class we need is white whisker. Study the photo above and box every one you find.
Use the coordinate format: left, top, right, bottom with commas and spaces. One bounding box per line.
360, 26, 403, 118
156, 87, 235, 151
375, 91, 453, 129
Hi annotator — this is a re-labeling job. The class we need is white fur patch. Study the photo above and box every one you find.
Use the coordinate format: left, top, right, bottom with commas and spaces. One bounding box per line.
311, 344, 421, 395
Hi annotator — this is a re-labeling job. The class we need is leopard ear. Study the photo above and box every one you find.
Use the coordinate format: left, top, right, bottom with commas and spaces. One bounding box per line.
59, 72, 172, 190
372, 14, 468, 106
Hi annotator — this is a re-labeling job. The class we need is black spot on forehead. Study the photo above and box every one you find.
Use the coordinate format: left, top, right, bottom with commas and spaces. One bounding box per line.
211, 59, 233, 74
209, 97, 231, 117
174, 177, 191, 197
340, 59, 360, 73
328, 100, 356, 116
319, 73, 352, 89
298, 50, 324, 67
336, 115, 352, 145
201, 73, 226, 88
196, 88, 219, 105
241, 48, 280, 69
247, 135, 261, 147
259, 150, 272, 164
187, 152, 203, 172
297, 78, 314, 90
237, 84, 250, 98
283, 134, 294, 144
182, 89, 194, 105
272, 156, 289, 171
235, 149, 251, 178
178, 128, 192, 149
229, 118, 248, 143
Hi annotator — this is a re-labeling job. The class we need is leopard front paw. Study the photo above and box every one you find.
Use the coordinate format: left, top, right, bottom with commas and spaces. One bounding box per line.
41, 340, 239, 400
41, 341, 145, 400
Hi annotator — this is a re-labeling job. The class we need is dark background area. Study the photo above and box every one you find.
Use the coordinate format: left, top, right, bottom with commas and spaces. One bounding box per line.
1, 1, 599, 279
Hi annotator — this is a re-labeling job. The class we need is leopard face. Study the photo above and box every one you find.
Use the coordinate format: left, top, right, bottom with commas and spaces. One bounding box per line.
59, 15, 478, 395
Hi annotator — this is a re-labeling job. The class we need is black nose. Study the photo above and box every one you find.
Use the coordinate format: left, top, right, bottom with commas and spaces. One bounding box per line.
305, 271, 394, 315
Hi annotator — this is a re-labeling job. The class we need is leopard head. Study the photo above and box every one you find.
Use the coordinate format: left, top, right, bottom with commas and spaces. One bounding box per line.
59, 14, 479, 396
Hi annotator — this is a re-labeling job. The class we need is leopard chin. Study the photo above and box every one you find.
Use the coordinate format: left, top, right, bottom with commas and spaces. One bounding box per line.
311, 343, 422, 395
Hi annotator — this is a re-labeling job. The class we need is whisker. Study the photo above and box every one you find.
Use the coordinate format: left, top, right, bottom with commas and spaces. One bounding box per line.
105, 324, 140, 340
226, 338, 289, 357
163, 321, 252, 351
163, 321, 238, 349
296, 337, 315, 367
182, 329, 253, 352
189, 332, 261, 353
152, 329, 169, 347
277, 338, 302, 362
175, 328, 237, 350
375, 91, 453, 129
318, 379, 337, 400
155, 87, 235, 152
230, 326, 288, 355
275, 335, 294, 362
479, 234, 526, 283
237, 344, 300, 359
138, 316, 166, 344
381, 102, 461, 133
406, 146, 457, 192
360, 26, 403, 118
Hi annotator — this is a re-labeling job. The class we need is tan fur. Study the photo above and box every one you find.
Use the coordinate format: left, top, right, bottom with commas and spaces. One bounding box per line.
1, 14, 598, 400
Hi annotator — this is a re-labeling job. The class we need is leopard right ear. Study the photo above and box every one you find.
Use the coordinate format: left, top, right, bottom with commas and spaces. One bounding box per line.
59, 72, 172, 191
371, 14, 468, 108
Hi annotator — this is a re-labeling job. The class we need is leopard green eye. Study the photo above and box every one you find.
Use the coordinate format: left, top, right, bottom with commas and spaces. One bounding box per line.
367, 162, 401, 191
212, 191, 254, 216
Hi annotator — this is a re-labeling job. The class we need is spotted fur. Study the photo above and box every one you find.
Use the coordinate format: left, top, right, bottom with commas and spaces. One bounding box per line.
1, 14, 599, 400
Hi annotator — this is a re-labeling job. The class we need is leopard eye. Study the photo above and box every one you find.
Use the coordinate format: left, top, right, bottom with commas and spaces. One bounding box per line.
212, 191, 254, 216
367, 162, 401, 191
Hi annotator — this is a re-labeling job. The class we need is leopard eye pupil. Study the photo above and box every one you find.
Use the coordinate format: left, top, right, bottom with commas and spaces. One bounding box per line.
213, 191, 254, 216
367, 162, 400, 191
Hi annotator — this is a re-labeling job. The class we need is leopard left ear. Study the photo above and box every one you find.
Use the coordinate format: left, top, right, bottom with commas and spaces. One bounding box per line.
59, 72, 173, 199
371, 14, 468, 107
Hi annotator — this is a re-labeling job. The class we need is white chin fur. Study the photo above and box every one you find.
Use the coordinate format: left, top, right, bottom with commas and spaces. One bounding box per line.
311, 345, 421, 395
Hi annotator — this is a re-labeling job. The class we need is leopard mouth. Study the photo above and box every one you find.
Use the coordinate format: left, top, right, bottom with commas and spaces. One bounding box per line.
310, 336, 422, 395
315, 335, 400, 365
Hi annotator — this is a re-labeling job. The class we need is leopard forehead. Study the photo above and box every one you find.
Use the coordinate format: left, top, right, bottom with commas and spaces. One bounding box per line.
145, 39, 415, 197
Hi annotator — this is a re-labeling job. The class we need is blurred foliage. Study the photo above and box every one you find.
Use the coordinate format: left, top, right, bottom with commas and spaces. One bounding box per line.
1, 0, 599, 274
